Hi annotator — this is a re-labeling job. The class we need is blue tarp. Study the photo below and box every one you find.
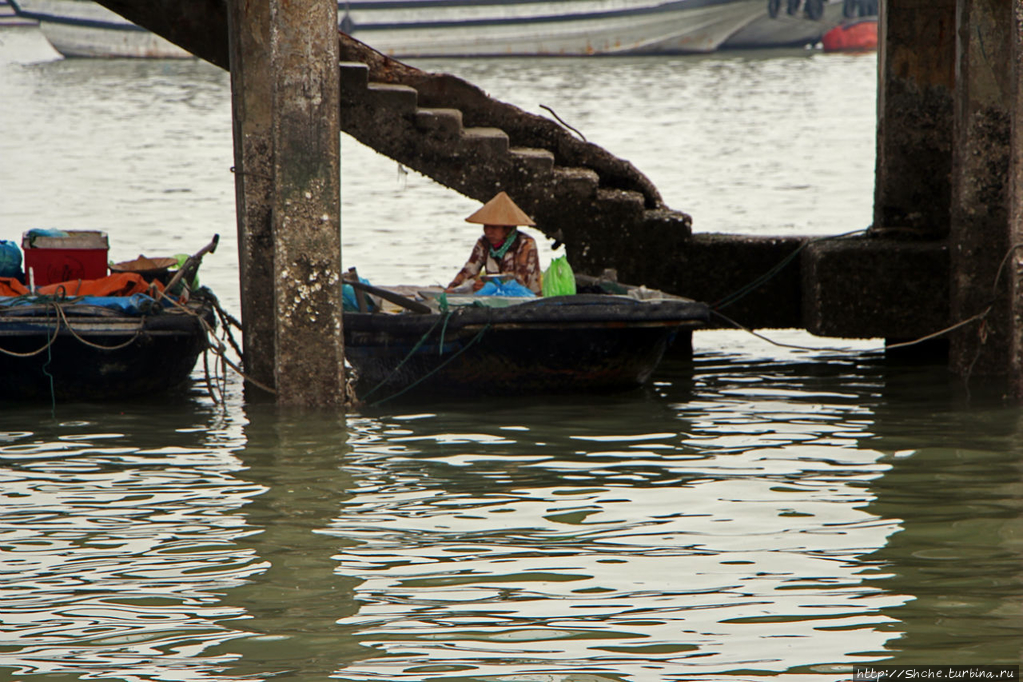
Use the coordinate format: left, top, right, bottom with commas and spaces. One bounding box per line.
476, 279, 536, 298
343, 277, 377, 311
0, 293, 161, 315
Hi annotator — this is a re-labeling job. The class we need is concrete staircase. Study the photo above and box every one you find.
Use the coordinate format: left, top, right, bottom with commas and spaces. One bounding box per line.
337, 34, 693, 280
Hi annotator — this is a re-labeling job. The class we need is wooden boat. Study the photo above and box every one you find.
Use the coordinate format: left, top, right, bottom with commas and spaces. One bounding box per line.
0, 290, 215, 402
0, 235, 220, 403
11, 0, 782, 59
343, 279, 710, 401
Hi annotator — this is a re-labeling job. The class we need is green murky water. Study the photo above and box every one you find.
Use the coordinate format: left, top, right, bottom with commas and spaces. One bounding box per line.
1, 27, 1020, 682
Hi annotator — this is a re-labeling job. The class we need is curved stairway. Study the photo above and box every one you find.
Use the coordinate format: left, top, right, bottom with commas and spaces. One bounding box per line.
85, 0, 695, 285
337, 33, 693, 281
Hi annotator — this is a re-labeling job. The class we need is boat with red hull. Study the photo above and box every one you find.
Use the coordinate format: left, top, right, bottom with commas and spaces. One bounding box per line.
821, 16, 877, 52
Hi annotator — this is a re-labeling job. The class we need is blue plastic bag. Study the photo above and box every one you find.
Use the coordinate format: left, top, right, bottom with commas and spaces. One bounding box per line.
0, 240, 22, 279
476, 278, 536, 298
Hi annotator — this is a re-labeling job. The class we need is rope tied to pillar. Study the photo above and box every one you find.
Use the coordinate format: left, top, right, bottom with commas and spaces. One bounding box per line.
712, 228, 868, 311
711, 241, 1023, 365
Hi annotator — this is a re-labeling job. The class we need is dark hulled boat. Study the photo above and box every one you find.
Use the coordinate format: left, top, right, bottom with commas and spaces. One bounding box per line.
0, 292, 214, 402
344, 288, 710, 402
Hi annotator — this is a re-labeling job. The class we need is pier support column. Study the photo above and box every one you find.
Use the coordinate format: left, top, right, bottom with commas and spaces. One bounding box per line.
1011, 3, 1023, 395
948, 0, 1017, 381
227, 0, 275, 397
874, 0, 956, 236
270, 0, 345, 407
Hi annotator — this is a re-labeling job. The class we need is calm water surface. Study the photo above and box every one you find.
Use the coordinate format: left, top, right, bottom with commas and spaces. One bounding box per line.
1, 27, 1021, 682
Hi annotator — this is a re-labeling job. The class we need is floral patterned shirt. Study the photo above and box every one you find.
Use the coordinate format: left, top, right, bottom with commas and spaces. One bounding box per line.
448, 231, 542, 294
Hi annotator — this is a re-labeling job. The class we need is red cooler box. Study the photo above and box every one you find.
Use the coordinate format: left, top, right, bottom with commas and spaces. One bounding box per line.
22, 230, 109, 286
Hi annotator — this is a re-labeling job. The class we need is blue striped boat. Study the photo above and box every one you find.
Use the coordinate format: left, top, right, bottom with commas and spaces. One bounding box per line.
8, 0, 190, 57
339, 0, 768, 57
0, 0, 37, 26
9, 0, 831, 59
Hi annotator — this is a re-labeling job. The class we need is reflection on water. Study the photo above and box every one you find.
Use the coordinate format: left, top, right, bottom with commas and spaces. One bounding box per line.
0, 399, 258, 679
0, 339, 1020, 680
858, 394, 1023, 669
1, 27, 1021, 682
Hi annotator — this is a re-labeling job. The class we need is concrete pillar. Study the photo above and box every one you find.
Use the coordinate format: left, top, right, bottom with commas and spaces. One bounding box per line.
874, 0, 957, 236
270, 0, 345, 407
227, 0, 276, 397
949, 0, 1016, 379
1010, 1, 1023, 394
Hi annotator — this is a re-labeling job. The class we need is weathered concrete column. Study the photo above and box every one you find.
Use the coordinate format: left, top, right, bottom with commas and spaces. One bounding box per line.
874, 0, 957, 236
948, 0, 1016, 379
270, 0, 345, 407
1011, 2, 1023, 395
227, 0, 276, 397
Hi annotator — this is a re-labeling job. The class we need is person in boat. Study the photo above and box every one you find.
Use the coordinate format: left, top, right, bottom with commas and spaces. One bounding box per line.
446, 191, 542, 294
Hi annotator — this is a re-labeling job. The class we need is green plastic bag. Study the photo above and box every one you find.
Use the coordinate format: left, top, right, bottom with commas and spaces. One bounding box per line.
541, 255, 576, 297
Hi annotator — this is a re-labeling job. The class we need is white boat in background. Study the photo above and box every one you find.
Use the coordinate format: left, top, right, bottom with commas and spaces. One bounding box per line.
0, 0, 36, 26
10, 0, 777, 59
7, 0, 872, 59
8, 0, 191, 58
339, 0, 767, 57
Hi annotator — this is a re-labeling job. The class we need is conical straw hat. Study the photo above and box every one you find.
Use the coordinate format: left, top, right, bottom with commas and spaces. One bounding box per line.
465, 192, 535, 226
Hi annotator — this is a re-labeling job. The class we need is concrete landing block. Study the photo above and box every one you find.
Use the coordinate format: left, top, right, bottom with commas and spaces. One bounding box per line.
803, 237, 948, 339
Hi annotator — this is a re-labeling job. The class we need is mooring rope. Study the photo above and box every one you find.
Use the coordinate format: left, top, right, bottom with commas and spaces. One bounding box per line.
154, 288, 277, 398
54, 303, 142, 351
368, 322, 492, 408
712, 228, 868, 310
711, 308, 985, 357
711, 239, 1023, 363
360, 311, 452, 402
0, 296, 143, 356
0, 295, 142, 410
0, 299, 62, 358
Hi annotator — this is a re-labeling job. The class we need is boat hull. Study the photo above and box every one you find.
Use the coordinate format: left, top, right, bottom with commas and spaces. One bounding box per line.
0, 299, 212, 401
346, 0, 766, 57
719, 0, 848, 49
344, 295, 709, 399
0, 0, 36, 26
821, 17, 876, 52
13, 0, 771, 59
9, 0, 191, 58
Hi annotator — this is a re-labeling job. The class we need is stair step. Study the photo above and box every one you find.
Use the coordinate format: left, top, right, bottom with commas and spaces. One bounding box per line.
593, 188, 647, 227
597, 188, 646, 210
510, 147, 555, 175
415, 107, 464, 137
339, 61, 369, 93
552, 167, 600, 198
339, 58, 661, 257
367, 83, 418, 113
642, 206, 693, 234
461, 127, 509, 155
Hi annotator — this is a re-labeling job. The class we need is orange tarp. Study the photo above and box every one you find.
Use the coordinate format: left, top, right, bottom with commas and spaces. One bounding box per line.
0, 273, 164, 298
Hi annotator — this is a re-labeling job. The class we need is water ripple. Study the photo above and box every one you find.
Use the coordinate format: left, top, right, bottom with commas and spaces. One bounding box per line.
0, 425, 267, 679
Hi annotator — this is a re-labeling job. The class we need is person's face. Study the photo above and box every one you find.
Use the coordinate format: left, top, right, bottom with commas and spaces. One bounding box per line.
483, 224, 512, 246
